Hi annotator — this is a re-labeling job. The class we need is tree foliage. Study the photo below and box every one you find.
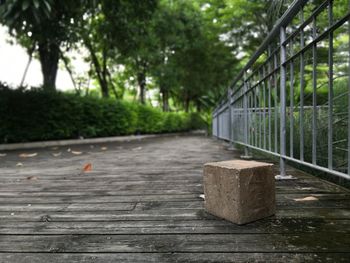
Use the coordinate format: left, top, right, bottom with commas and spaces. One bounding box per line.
0, 0, 90, 90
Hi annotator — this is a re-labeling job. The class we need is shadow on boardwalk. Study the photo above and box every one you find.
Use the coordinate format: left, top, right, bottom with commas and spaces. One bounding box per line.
0, 134, 349, 262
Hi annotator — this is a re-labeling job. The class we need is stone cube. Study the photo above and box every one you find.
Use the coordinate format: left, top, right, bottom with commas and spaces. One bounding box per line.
203, 160, 275, 225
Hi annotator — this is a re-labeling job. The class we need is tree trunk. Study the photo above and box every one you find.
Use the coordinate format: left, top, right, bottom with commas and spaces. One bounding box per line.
38, 41, 60, 91
196, 101, 201, 112
84, 37, 109, 98
184, 97, 190, 113
161, 88, 169, 112
20, 43, 36, 87
137, 71, 146, 104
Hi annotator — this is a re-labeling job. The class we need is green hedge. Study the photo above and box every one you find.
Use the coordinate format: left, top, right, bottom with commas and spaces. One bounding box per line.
0, 86, 206, 143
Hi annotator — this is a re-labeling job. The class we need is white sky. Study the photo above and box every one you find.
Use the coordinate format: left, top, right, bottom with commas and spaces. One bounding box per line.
0, 25, 88, 91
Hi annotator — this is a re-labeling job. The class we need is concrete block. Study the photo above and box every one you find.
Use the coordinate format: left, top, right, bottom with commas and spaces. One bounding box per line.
203, 160, 275, 225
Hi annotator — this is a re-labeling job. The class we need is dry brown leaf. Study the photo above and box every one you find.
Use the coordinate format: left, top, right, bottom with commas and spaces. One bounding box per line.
72, 151, 82, 155
0, 153, 7, 157
294, 196, 319, 202
52, 152, 62, 157
27, 176, 38, 180
83, 163, 92, 172
101, 147, 108, 151
19, 153, 37, 158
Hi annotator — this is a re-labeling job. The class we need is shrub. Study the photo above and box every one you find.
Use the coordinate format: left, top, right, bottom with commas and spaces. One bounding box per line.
0, 86, 206, 143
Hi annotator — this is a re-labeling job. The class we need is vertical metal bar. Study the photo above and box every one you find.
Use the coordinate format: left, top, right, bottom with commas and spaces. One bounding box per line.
213, 111, 216, 137
274, 51, 278, 153
290, 38, 294, 158
280, 26, 287, 177
243, 74, 249, 156
216, 109, 220, 138
239, 98, 241, 142
253, 86, 259, 147
249, 83, 252, 146
300, 8, 305, 162
268, 47, 272, 151
312, 16, 317, 165
259, 71, 262, 149
348, 2, 350, 175
263, 66, 267, 149
228, 89, 233, 145
328, 0, 333, 170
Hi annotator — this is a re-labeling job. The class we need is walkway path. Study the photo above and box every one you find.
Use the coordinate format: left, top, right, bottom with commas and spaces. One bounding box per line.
0, 135, 349, 262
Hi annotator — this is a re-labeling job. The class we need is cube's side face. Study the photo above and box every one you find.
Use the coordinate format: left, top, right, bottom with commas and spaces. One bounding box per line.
238, 166, 276, 224
203, 165, 240, 222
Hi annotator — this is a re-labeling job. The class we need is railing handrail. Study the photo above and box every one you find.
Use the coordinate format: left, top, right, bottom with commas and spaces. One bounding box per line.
229, 0, 308, 90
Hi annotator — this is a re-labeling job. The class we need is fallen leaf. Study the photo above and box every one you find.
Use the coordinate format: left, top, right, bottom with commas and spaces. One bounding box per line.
27, 176, 38, 180
16, 162, 23, 167
132, 147, 142, 151
19, 153, 37, 158
72, 151, 82, 155
83, 163, 92, 172
0, 153, 7, 157
101, 147, 108, 151
52, 152, 62, 157
294, 196, 319, 202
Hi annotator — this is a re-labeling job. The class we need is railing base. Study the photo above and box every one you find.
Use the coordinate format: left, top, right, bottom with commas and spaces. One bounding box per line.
240, 155, 253, 160
275, 174, 296, 180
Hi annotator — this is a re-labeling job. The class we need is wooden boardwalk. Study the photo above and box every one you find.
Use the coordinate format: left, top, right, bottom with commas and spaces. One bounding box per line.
0, 134, 349, 262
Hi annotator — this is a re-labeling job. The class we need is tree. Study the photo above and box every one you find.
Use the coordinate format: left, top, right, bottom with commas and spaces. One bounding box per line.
0, 0, 89, 90
154, 1, 236, 112
101, 0, 158, 103
76, 0, 158, 99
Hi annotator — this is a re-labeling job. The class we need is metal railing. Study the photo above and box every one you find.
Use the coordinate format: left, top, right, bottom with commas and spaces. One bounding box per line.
213, 0, 350, 180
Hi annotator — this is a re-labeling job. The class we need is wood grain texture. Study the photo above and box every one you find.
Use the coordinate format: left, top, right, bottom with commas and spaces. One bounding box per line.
0, 134, 349, 262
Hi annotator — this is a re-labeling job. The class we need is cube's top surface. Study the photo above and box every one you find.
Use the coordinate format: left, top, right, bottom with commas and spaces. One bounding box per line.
204, 160, 273, 171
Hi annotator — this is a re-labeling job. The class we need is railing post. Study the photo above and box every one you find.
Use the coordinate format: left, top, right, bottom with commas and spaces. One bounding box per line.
217, 107, 220, 139
276, 25, 293, 180
241, 73, 252, 159
212, 111, 216, 137
228, 89, 235, 150
348, 1, 350, 176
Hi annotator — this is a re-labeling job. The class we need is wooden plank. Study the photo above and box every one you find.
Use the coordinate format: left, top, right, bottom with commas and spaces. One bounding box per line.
0, 197, 350, 212
0, 190, 203, 197
0, 233, 349, 253
0, 208, 350, 222
0, 194, 201, 203
1, 253, 350, 263
1, 252, 349, 263
1, 219, 349, 235
0, 193, 349, 205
